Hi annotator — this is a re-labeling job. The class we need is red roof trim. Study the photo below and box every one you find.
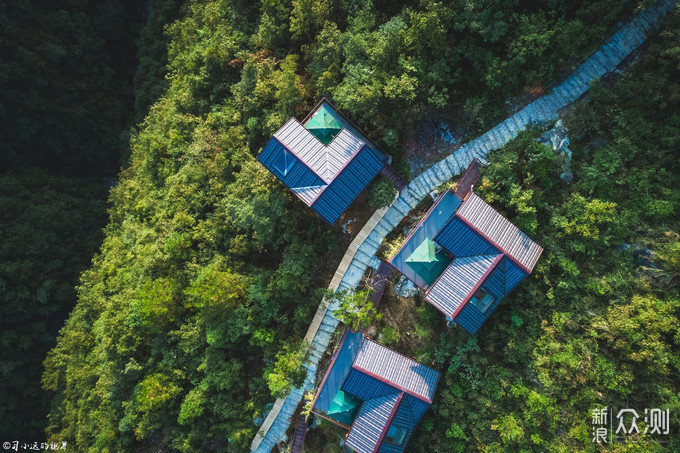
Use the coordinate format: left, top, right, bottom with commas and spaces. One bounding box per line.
456, 199, 536, 274
311, 409, 352, 430
373, 392, 404, 453
352, 364, 432, 404
447, 253, 503, 320
310, 328, 350, 411
352, 334, 441, 404
388, 189, 453, 263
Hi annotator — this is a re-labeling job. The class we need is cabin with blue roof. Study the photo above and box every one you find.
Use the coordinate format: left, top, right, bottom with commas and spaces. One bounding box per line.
257, 99, 389, 224
311, 331, 440, 453
388, 189, 542, 335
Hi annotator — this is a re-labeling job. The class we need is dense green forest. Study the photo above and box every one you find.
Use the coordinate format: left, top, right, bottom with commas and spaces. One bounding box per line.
0, 0, 148, 439
2, 0, 678, 451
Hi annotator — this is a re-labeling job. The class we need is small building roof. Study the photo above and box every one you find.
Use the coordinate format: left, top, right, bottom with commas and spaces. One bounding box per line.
405, 238, 451, 286
305, 104, 342, 144
274, 118, 365, 183
426, 254, 502, 317
345, 392, 402, 453
388, 191, 462, 290
353, 337, 439, 403
457, 193, 543, 272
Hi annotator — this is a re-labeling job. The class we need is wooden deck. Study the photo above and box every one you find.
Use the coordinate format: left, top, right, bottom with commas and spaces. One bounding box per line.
379, 163, 408, 192
454, 158, 483, 200
371, 261, 393, 308
290, 414, 309, 453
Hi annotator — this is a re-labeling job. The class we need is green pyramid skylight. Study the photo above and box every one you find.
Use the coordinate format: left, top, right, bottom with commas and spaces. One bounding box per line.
305, 105, 342, 145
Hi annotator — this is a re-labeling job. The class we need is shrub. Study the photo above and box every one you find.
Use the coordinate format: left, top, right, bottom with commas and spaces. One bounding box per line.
368, 176, 398, 208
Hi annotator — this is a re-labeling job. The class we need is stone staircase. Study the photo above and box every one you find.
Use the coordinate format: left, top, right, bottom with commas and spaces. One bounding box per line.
250, 1, 678, 451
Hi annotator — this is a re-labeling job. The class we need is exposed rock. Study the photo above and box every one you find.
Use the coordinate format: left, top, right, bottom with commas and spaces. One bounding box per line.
538, 119, 573, 183
394, 275, 418, 298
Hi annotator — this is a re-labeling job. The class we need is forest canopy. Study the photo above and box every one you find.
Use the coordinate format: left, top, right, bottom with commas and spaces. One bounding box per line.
1, 0, 677, 452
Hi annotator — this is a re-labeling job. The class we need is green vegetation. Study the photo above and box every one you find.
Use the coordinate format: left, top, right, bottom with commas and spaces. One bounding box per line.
0, 0, 145, 440
407, 13, 680, 450
1, 0, 676, 451
368, 176, 398, 208
333, 288, 382, 332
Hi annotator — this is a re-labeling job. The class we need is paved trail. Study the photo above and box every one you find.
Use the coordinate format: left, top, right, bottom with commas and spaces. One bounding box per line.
250, 1, 678, 450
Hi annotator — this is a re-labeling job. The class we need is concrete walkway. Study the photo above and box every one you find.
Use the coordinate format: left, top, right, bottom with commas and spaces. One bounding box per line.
250, 1, 678, 450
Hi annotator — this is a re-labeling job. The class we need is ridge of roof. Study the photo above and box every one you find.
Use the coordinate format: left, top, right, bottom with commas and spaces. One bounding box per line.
372, 392, 404, 453
457, 192, 543, 272
352, 336, 439, 403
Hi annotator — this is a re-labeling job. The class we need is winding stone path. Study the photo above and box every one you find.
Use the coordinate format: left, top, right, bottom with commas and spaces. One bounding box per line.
250, 1, 678, 450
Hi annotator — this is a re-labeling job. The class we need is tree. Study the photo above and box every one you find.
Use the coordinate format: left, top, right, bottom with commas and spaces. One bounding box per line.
333, 288, 382, 332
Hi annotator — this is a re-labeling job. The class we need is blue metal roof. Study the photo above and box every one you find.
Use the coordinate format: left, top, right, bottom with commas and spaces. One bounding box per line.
426, 254, 501, 317
387, 189, 541, 334
313, 333, 439, 452
389, 191, 461, 289
457, 193, 543, 272
258, 101, 387, 224
345, 393, 402, 453
275, 118, 365, 183
378, 397, 418, 453
312, 146, 384, 224
434, 215, 499, 258
353, 338, 440, 403
258, 137, 327, 205
313, 331, 364, 415
342, 369, 400, 402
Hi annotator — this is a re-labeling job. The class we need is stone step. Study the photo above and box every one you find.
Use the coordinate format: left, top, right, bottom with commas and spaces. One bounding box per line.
475, 139, 490, 157
410, 175, 427, 196
407, 182, 426, 201
532, 99, 550, 121
523, 103, 538, 123
315, 329, 332, 345
482, 131, 496, 150
434, 162, 451, 182
563, 79, 582, 100
490, 126, 507, 146
549, 90, 568, 109
600, 44, 620, 68
588, 52, 608, 74
614, 31, 636, 54
542, 94, 561, 113
421, 169, 437, 190
555, 84, 574, 104
503, 118, 518, 137
584, 58, 604, 79
515, 108, 530, 128
469, 141, 484, 158
320, 317, 337, 331
392, 197, 412, 217
444, 154, 459, 176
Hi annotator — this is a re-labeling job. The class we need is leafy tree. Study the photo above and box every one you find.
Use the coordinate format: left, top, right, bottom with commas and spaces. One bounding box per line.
368, 176, 397, 208
333, 288, 382, 332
